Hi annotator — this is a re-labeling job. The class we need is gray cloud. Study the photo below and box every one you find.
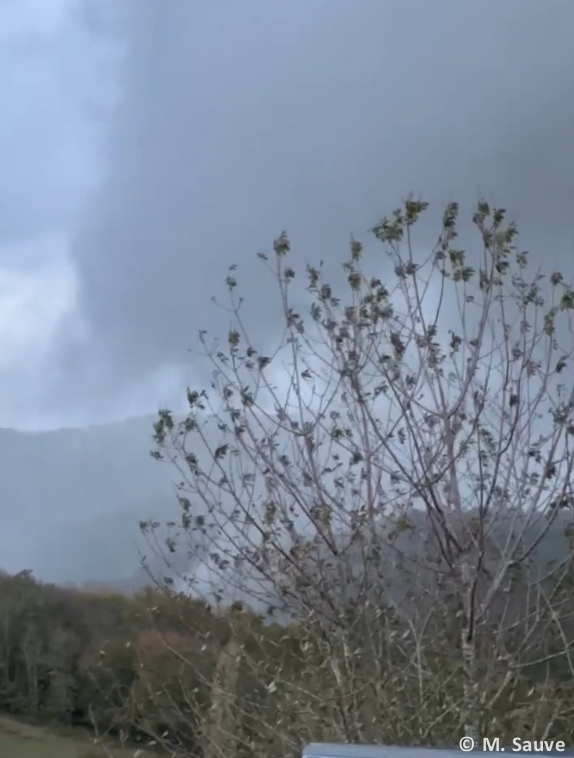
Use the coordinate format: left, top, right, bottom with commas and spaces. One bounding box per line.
0, 1, 110, 254
54, 0, 574, 418
0, 0, 119, 428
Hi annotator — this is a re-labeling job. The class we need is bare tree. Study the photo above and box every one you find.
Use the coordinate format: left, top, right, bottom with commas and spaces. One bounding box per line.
147, 198, 574, 752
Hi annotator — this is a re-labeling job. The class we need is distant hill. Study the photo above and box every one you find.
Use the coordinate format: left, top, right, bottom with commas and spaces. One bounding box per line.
0, 415, 178, 586
2, 412, 572, 606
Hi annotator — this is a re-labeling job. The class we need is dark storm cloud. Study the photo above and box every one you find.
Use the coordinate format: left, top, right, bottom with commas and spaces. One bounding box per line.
58, 0, 574, 412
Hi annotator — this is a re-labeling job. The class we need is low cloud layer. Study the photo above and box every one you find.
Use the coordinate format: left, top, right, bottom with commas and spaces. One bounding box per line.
52, 0, 574, 420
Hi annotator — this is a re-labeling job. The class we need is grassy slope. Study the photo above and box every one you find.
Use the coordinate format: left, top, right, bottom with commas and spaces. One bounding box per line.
0, 716, 149, 758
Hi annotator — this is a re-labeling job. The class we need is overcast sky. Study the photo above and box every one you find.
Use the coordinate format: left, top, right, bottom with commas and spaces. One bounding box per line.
3, 0, 574, 431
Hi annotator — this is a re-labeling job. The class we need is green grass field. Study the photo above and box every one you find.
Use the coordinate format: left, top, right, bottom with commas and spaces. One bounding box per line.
0, 715, 148, 758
